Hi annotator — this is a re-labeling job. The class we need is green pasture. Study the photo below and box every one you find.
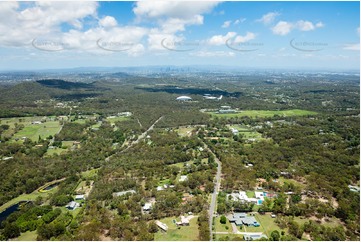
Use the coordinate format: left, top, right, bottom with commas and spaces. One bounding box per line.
154, 216, 199, 241
211, 109, 317, 118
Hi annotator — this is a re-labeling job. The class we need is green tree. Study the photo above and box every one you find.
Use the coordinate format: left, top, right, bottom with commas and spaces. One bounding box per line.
220, 215, 227, 224
270, 230, 280, 241
2, 223, 21, 239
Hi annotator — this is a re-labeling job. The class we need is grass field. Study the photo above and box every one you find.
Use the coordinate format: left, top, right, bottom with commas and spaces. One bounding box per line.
175, 127, 194, 137
12, 121, 62, 141
45, 147, 67, 156
81, 168, 99, 179
154, 216, 199, 241
278, 177, 306, 189
211, 109, 317, 118
214, 216, 233, 233
106, 116, 129, 125
214, 234, 243, 241
255, 213, 284, 237
228, 125, 263, 140
15, 231, 37, 241
246, 191, 255, 198
158, 179, 171, 186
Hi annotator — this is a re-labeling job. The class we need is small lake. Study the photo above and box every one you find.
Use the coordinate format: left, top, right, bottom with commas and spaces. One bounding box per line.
43, 183, 59, 191
0, 203, 19, 223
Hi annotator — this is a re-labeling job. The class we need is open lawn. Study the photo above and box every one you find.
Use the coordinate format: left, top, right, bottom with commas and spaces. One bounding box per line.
106, 116, 129, 125
45, 146, 68, 156
255, 213, 285, 237
158, 179, 171, 186
81, 168, 99, 179
169, 161, 191, 169
214, 234, 243, 241
278, 177, 306, 189
12, 121, 62, 141
246, 191, 255, 198
211, 109, 317, 118
228, 125, 264, 141
15, 230, 37, 241
154, 216, 199, 241
214, 216, 233, 233
175, 127, 194, 137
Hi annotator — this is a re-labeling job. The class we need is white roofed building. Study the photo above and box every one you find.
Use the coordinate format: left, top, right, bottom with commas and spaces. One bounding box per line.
176, 96, 192, 101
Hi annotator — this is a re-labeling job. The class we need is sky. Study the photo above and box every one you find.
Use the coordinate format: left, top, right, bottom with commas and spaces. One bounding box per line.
0, 0, 359, 71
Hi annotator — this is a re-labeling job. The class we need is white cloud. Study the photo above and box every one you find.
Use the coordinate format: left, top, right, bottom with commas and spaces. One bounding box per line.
133, 1, 219, 20
133, 1, 219, 52
256, 12, 280, 25
233, 32, 256, 43
234, 18, 246, 25
99, 16, 117, 28
343, 44, 360, 51
296, 20, 315, 31
0, 1, 98, 46
190, 50, 235, 57
208, 32, 237, 46
272, 20, 323, 35
147, 32, 181, 51
272, 21, 293, 35
160, 15, 203, 33
316, 22, 324, 28
222, 20, 231, 28
61, 26, 148, 55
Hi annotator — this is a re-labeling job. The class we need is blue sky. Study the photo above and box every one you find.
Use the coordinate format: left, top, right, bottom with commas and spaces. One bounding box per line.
0, 1, 359, 70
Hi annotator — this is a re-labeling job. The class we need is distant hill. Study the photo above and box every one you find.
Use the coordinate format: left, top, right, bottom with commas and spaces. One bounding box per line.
0, 79, 104, 103
36, 79, 95, 90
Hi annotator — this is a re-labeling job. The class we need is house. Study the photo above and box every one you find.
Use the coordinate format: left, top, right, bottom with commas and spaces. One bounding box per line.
176, 216, 190, 226
32, 121, 42, 125
243, 233, 267, 241
143, 203, 152, 211
348, 185, 360, 193
228, 213, 260, 227
179, 175, 188, 182
218, 109, 236, 114
155, 221, 168, 232
2, 156, 13, 161
230, 128, 239, 135
75, 194, 85, 200
156, 186, 164, 191
66, 201, 79, 210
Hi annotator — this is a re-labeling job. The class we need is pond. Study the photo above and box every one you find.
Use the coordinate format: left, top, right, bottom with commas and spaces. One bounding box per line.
43, 183, 59, 191
0, 201, 31, 224
0, 203, 19, 224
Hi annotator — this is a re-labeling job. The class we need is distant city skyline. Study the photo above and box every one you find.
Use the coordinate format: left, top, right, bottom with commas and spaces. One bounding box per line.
0, 1, 359, 70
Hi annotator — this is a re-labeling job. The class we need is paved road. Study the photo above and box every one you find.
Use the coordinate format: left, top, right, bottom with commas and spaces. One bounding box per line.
204, 143, 222, 241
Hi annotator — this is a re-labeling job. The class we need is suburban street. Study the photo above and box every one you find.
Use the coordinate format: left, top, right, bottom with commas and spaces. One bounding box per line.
204, 143, 222, 241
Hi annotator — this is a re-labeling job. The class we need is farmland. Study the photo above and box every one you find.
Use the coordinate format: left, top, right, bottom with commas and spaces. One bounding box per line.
210, 109, 318, 118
